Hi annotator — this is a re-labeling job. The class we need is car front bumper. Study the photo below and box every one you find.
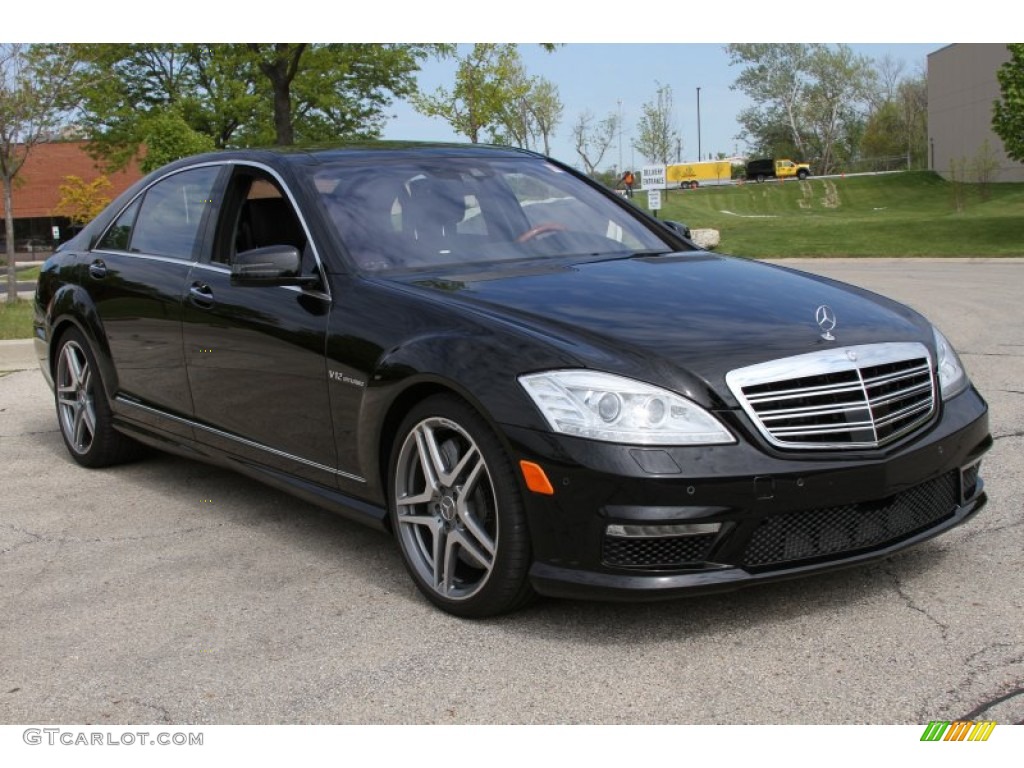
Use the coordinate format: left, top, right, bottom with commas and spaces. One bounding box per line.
503, 386, 991, 601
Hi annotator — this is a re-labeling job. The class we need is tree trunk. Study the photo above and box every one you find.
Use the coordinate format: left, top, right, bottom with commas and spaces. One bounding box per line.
4, 176, 16, 304
251, 43, 306, 147
272, 80, 293, 146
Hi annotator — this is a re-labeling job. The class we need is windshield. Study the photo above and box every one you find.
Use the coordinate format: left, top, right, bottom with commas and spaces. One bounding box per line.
304, 154, 676, 272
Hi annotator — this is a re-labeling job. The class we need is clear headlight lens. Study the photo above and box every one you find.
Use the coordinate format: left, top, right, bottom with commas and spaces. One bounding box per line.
933, 327, 968, 400
518, 370, 735, 445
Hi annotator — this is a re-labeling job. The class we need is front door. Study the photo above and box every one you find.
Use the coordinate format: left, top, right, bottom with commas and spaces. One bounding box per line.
181, 165, 338, 487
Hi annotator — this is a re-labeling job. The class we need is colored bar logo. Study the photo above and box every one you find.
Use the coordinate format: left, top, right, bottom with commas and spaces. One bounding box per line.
920, 721, 996, 741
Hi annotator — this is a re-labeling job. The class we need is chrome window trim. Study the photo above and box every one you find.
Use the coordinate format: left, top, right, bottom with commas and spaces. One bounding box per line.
726, 342, 937, 451
90, 249, 201, 267
115, 396, 365, 483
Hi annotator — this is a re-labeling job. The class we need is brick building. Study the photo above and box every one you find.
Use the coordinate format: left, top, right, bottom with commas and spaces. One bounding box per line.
5, 141, 143, 250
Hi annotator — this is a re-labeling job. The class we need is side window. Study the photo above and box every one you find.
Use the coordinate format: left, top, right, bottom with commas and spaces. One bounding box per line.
216, 169, 317, 278
130, 166, 220, 260
96, 198, 141, 251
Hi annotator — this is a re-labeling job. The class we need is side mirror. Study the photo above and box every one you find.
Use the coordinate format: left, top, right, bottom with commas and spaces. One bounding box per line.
663, 220, 692, 239
231, 245, 319, 287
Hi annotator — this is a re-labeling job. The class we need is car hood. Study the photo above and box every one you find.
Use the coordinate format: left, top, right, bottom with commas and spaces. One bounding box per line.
393, 252, 932, 407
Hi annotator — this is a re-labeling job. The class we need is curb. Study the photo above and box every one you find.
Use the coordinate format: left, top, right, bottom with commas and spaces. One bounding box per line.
0, 338, 37, 371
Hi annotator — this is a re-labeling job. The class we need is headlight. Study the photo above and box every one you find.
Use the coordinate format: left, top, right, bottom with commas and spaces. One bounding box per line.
518, 370, 735, 445
933, 327, 968, 400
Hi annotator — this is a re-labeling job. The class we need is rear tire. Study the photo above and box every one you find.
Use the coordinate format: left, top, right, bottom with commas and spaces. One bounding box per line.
389, 395, 535, 617
54, 328, 142, 468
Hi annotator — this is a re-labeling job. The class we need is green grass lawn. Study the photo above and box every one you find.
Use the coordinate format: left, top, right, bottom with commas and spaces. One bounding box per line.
17, 265, 41, 281
636, 171, 1024, 257
0, 299, 34, 340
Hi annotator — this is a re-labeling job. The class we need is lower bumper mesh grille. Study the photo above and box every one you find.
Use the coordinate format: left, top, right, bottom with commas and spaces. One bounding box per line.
603, 533, 717, 569
743, 471, 958, 568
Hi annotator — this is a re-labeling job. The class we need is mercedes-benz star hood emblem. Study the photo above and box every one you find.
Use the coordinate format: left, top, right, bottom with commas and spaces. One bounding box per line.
815, 305, 837, 341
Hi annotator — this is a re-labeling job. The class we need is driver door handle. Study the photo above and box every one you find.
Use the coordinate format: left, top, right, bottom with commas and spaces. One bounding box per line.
188, 281, 215, 309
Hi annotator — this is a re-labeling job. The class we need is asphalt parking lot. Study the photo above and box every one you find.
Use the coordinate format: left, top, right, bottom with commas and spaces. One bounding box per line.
1, 258, 1021, 725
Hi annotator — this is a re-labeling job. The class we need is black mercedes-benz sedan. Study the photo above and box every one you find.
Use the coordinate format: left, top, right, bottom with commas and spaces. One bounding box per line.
33, 144, 990, 617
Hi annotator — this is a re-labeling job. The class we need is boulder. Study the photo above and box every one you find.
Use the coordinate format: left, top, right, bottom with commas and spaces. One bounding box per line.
690, 228, 720, 250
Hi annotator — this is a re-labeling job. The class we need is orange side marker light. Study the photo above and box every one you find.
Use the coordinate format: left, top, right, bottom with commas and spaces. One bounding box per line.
520, 460, 555, 495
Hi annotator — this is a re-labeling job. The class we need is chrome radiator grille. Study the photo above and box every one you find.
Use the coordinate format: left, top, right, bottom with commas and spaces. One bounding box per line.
726, 343, 936, 450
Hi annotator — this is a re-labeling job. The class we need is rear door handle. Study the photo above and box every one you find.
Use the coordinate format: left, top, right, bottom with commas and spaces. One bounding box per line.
88, 259, 107, 279
188, 282, 215, 308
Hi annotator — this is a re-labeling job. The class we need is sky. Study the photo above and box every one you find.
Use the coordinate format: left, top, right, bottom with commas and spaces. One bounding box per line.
9, 1, 1002, 173
380, 43, 944, 171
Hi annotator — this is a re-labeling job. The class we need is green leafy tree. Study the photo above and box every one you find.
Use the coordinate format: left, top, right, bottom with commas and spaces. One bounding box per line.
489, 75, 563, 156
992, 43, 1024, 163
727, 43, 877, 173
412, 44, 528, 143
530, 79, 563, 156
634, 82, 679, 165
139, 111, 216, 172
726, 44, 814, 159
803, 45, 877, 174
65, 43, 435, 166
1, 44, 78, 302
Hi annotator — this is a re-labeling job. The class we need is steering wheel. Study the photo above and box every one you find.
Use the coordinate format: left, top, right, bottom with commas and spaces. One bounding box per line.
516, 222, 568, 243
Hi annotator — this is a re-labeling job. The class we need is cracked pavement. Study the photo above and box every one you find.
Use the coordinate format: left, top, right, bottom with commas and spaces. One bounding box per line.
0, 258, 1021, 725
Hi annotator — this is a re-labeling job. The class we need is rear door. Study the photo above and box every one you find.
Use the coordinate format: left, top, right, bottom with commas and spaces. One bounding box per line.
87, 164, 224, 439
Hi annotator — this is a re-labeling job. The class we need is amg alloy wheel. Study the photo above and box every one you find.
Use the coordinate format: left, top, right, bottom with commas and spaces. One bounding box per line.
54, 329, 140, 468
390, 396, 534, 617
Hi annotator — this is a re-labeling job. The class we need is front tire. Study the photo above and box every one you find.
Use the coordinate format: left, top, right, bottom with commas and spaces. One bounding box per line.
389, 395, 534, 617
54, 328, 141, 468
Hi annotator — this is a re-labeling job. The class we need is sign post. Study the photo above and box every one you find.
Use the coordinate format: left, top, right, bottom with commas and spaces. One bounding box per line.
642, 165, 666, 218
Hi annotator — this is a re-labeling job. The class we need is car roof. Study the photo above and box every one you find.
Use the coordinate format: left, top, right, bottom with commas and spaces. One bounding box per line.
174, 142, 541, 170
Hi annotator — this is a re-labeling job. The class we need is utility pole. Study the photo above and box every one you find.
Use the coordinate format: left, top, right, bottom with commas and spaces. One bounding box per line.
696, 87, 702, 161
617, 99, 623, 173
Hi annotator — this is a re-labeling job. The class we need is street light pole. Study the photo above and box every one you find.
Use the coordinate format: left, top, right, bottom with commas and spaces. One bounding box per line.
696, 87, 702, 161
617, 99, 623, 173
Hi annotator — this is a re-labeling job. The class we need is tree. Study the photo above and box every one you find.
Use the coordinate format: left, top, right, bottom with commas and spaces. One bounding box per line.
993, 43, 1024, 163
860, 63, 928, 171
634, 82, 679, 165
66, 43, 434, 165
52, 175, 112, 226
530, 79, 563, 156
802, 45, 876, 174
489, 75, 563, 156
412, 44, 527, 144
571, 110, 619, 177
726, 44, 814, 159
726, 43, 877, 173
1, 44, 77, 302
139, 111, 216, 172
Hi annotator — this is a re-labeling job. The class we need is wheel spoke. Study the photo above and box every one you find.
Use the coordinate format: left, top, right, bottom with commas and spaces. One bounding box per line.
82, 401, 97, 439
63, 346, 83, 388
413, 426, 441, 494
434, 524, 451, 592
73, 403, 88, 448
443, 443, 478, 488
449, 528, 494, 572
